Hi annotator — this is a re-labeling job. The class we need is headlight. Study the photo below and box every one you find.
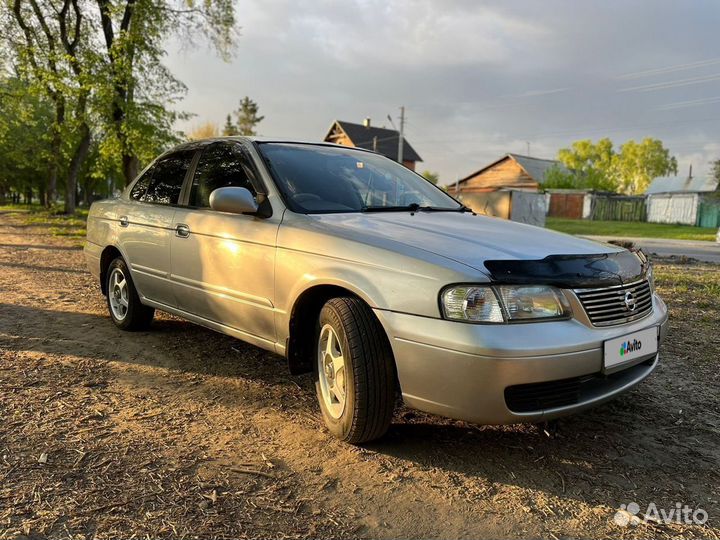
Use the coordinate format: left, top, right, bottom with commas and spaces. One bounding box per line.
441, 285, 570, 323
646, 264, 655, 293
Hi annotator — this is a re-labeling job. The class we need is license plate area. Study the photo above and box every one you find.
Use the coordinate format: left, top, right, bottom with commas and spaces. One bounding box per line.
603, 326, 658, 373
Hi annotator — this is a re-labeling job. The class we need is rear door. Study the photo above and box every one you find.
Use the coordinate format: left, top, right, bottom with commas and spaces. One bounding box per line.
119, 150, 196, 306
170, 141, 280, 343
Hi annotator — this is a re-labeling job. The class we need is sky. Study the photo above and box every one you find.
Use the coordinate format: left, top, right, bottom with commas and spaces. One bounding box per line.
165, 0, 720, 186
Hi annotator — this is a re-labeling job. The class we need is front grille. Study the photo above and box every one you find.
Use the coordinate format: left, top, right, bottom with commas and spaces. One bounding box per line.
574, 279, 653, 327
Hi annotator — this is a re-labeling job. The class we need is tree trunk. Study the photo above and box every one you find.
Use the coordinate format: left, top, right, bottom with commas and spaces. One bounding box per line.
38, 184, 46, 207
123, 154, 139, 186
64, 120, 91, 214
47, 99, 65, 207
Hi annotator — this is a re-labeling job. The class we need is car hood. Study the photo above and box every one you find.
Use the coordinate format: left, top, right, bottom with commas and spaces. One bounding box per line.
307, 212, 622, 273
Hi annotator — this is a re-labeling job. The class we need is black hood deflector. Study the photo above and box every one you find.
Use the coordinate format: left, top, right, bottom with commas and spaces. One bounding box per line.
484, 249, 648, 289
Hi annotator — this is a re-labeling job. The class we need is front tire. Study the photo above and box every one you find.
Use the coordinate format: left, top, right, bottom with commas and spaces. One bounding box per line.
106, 257, 154, 331
315, 297, 396, 443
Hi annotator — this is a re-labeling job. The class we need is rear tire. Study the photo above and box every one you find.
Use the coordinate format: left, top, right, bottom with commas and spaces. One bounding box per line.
314, 297, 396, 443
106, 257, 154, 331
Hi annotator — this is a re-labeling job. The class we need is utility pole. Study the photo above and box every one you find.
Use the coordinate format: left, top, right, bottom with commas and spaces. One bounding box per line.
397, 106, 405, 164
526, 141, 531, 156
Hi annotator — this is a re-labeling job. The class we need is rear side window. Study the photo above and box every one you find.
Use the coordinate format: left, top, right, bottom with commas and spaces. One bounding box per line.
189, 143, 258, 208
142, 151, 194, 205
129, 167, 155, 200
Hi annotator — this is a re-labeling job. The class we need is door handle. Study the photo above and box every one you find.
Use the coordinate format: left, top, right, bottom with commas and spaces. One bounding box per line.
119, 216, 129, 227
175, 224, 190, 238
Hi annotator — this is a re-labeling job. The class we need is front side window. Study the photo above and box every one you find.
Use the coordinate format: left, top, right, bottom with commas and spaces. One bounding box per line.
257, 143, 461, 213
141, 151, 194, 205
189, 143, 258, 208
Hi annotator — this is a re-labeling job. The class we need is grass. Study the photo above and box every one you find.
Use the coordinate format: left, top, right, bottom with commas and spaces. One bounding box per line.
0, 203, 88, 244
654, 262, 720, 321
546, 217, 717, 242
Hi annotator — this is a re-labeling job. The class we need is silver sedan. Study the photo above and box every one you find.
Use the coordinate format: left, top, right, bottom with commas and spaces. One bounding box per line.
85, 138, 668, 443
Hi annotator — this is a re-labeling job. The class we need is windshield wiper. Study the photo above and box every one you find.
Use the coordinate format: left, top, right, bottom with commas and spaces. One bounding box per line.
361, 203, 423, 212
361, 203, 472, 213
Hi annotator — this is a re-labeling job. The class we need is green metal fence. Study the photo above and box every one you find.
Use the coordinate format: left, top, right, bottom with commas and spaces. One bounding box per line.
697, 202, 720, 228
591, 195, 647, 222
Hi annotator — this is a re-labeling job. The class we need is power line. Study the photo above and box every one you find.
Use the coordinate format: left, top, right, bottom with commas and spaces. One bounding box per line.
619, 72, 720, 93
409, 114, 720, 146
616, 57, 720, 80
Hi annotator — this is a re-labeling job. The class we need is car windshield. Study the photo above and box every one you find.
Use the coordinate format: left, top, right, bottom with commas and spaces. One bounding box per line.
257, 143, 462, 214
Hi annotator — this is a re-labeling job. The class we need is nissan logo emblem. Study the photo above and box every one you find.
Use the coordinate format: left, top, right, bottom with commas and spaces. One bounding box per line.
624, 291, 637, 311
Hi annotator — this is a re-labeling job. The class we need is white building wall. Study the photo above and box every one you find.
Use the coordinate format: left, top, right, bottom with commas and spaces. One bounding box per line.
646, 193, 698, 225
582, 193, 593, 219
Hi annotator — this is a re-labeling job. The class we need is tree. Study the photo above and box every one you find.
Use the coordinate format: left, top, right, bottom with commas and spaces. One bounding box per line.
234, 96, 263, 136
421, 170, 439, 185
187, 121, 220, 140
542, 165, 577, 189
91, 0, 236, 185
222, 114, 238, 136
554, 138, 619, 191
0, 78, 54, 204
615, 138, 678, 194
3, 0, 237, 206
552, 137, 677, 194
710, 159, 720, 183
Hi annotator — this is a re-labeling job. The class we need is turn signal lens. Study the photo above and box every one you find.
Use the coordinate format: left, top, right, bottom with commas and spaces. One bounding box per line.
441, 286, 504, 323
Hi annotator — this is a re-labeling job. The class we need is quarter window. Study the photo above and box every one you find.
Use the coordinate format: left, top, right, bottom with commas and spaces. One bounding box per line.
189, 143, 258, 208
142, 151, 194, 205
129, 166, 155, 201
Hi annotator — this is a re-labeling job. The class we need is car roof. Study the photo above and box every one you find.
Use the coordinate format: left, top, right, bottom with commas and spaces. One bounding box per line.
168, 136, 377, 155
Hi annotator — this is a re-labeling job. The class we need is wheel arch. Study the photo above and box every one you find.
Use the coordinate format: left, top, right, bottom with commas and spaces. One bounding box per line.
286, 283, 393, 376
99, 245, 123, 295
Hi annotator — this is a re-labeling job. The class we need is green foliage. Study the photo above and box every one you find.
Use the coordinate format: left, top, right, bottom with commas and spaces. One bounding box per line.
234, 97, 264, 136
552, 137, 677, 194
615, 138, 678, 194
541, 165, 576, 189
222, 113, 238, 136
1, 0, 238, 198
710, 159, 720, 183
421, 170, 439, 184
0, 78, 54, 201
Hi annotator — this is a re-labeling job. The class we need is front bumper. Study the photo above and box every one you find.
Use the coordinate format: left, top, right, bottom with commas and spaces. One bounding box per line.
373, 294, 668, 424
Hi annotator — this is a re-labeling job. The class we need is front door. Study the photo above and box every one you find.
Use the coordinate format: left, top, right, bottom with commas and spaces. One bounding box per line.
170, 142, 279, 342
118, 150, 195, 306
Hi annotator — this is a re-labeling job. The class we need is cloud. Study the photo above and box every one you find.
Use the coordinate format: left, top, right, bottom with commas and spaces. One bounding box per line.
166, 0, 720, 183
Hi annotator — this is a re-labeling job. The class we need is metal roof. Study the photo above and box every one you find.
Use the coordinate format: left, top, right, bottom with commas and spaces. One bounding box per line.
508, 154, 568, 182
645, 175, 719, 194
458, 153, 566, 184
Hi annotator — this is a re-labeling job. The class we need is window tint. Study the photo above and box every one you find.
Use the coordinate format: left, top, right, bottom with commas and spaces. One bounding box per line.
142, 151, 194, 205
129, 166, 155, 200
189, 143, 258, 208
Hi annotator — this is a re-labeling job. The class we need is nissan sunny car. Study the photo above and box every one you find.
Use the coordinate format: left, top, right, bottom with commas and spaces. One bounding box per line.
84, 137, 668, 443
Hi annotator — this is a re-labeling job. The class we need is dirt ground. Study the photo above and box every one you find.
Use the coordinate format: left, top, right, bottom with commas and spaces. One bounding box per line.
1, 209, 718, 539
